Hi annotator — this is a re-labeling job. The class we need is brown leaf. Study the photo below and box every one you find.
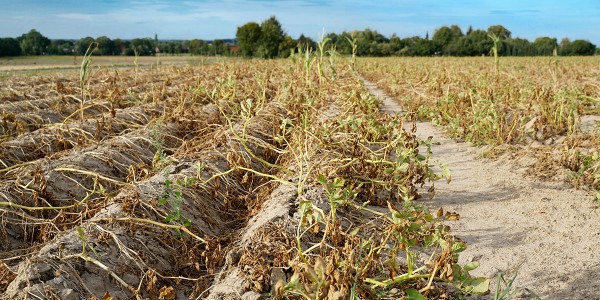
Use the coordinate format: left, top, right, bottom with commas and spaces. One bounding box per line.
158, 286, 175, 300
101, 291, 113, 300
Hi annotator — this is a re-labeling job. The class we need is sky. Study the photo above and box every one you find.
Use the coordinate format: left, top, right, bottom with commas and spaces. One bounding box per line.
1, 0, 599, 45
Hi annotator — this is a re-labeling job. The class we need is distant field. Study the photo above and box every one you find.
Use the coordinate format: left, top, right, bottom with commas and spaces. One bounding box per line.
0, 55, 216, 72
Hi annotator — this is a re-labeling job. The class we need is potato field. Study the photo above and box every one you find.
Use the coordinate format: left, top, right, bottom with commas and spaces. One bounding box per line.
0, 54, 598, 300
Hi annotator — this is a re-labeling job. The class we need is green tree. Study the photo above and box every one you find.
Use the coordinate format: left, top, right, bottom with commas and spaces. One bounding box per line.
211, 39, 230, 56
487, 25, 511, 40
454, 30, 493, 56
297, 34, 316, 52
278, 35, 296, 57
414, 38, 435, 56
76, 37, 96, 55
562, 39, 596, 56
18, 29, 50, 55
327, 32, 353, 55
47, 39, 74, 55
432, 25, 463, 55
259, 16, 285, 58
0, 38, 22, 56
559, 38, 571, 55
188, 39, 207, 55
236, 22, 261, 57
130, 38, 154, 55
505, 38, 533, 56
96, 36, 116, 55
532, 37, 557, 55
113, 39, 128, 55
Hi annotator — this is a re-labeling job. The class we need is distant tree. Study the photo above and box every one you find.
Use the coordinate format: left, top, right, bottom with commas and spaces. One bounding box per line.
113, 39, 128, 55
487, 25, 511, 40
130, 38, 154, 55
211, 39, 229, 56
454, 30, 493, 56
432, 25, 463, 55
76, 37, 96, 55
277, 35, 296, 57
327, 32, 353, 55
297, 34, 316, 52
169, 41, 183, 55
47, 39, 74, 55
259, 16, 285, 58
397, 36, 423, 56
562, 39, 596, 56
414, 38, 435, 56
96, 36, 116, 55
154, 33, 159, 54
18, 29, 50, 55
236, 22, 261, 57
0, 38, 22, 56
188, 39, 207, 55
532, 37, 557, 55
389, 34, 403, 55
505, 38, 533, 56
353, 29, 388, 56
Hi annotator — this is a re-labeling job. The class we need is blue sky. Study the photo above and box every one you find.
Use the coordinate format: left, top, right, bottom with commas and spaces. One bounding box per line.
1, 0, 599, 45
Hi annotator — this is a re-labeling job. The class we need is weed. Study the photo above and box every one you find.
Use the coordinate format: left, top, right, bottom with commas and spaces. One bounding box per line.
80, 42, 98, 120
493, 267, 540, 300
158, 173, 192, 234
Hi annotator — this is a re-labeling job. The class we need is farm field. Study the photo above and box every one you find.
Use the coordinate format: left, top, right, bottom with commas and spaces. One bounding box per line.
0, 55, 211, 73
0, 55, 598, 300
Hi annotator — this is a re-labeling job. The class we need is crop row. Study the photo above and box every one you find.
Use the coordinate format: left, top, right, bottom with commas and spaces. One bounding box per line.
1, 56, 487, 299
358, 57, 599, 195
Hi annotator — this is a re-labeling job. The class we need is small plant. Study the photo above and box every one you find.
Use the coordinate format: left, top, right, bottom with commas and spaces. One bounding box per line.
150, 119, 169, 170
80, 42, 98, 120
493, 267, 540, 300
552, 46, 559, 84
488, 33, 500, 76
345, 33, 358, 69
76, 227, 100, 258
158, 173, 193, 234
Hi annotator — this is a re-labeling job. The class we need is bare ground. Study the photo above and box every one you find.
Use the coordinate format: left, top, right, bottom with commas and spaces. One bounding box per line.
364, 80, 600, 299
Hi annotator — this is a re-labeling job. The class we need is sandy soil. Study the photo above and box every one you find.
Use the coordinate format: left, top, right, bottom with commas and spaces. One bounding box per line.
364, 80, 600, 299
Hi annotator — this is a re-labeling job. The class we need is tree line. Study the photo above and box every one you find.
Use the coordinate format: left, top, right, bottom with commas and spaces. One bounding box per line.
236, 18, 598, 57
0, 30, 236, 57
1, 19, 598, 58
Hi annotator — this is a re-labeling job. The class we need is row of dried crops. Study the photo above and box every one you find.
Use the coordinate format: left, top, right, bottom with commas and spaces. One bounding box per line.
358, 56, 600, 198
1, 56, 489, 299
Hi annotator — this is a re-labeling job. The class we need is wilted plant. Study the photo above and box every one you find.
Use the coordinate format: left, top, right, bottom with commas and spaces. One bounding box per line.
80, 42, 98, 120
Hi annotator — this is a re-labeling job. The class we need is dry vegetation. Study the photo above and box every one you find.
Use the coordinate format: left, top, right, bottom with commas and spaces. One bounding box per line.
0, 53, 597, 299
0, 54, 490, 300
358, 56, 600, 199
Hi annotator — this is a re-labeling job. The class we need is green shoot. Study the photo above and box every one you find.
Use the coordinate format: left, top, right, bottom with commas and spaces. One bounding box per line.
80, 42, 97, 120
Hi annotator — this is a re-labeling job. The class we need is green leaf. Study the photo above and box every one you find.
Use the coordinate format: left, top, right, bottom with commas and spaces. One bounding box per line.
158, 197, 167, 205
452, 242, 467, 253
398, 163, 410, 173
316, 175, 327, 185
462, 277, 490, 294
463, 262, 480, 272
76, 227, 85, 240
165, 215, 173, 223
406, 289, 427, 300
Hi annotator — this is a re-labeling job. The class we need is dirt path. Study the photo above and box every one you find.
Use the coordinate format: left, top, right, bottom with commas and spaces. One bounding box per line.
364, 80, 600, 299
